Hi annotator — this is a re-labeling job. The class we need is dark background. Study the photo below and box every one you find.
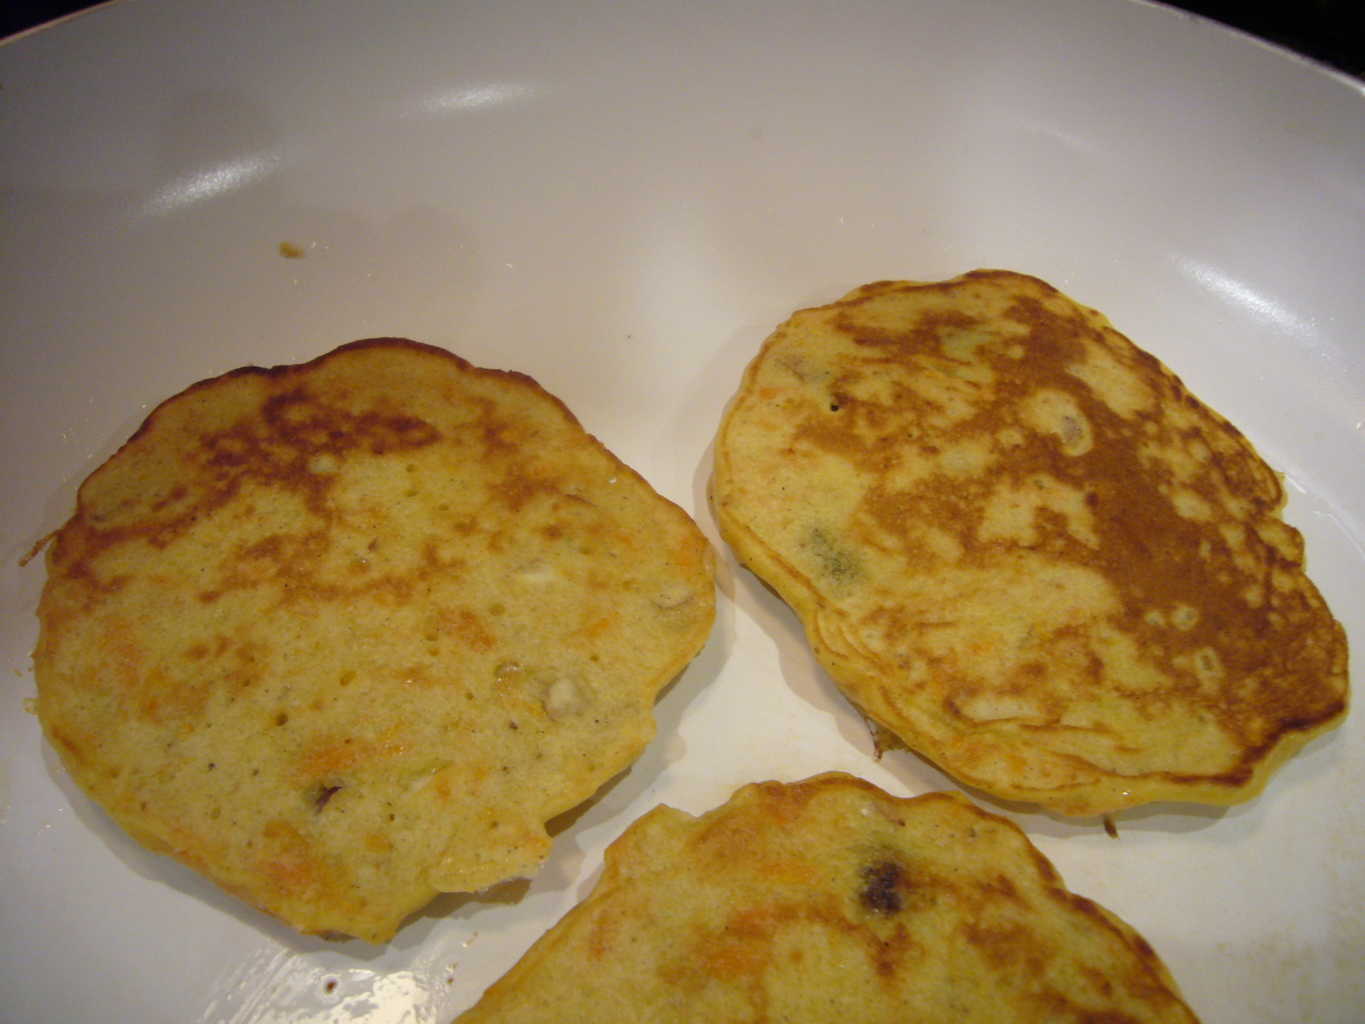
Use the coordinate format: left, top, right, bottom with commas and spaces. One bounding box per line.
3, 1, 1362, 79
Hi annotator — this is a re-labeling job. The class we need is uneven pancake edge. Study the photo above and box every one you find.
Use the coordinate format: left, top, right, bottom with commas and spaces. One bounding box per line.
33, 337, 716, 942
711, 498, 1345, 815
711, 272, 1348, 816
457, 773, 1200, 1022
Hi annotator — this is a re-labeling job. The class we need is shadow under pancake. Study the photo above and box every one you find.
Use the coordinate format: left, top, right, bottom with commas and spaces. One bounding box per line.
942, 772, 1229, 840
878, 704, 1348, 841
692, 426, 908, 772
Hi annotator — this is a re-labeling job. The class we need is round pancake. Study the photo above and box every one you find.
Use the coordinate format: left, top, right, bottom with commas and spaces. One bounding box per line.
457, 773, 1200, 1022
712, 272, 1348, 815
33, 338, 714, 942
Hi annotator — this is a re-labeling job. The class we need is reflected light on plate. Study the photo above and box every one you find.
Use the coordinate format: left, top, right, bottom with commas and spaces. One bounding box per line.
144, 152, 282, 215
1175, 257, 1314, 338
1018, 115, 1104, 160
306, 970, 438, 1024
408, 81, 537, 117
203, 949, 445, 1024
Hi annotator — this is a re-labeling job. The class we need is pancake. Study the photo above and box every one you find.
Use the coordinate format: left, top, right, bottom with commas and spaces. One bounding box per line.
33, 338, 714, 942
456, 773, 1200, 1022
712, 272, 1348, 815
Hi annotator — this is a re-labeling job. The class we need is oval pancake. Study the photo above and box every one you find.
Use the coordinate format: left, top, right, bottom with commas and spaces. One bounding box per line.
34, 338, 714, 942
457, 773, 1200, 1022
712, 272, 1348, 815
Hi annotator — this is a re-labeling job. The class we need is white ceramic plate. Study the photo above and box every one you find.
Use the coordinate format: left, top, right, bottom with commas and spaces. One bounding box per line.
2, 1, 1361, 1021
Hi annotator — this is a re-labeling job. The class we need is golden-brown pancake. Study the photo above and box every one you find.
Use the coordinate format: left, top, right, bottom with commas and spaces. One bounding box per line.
712, 272, 1348, 814
33, 338, 714, 942
456, 773, 1200, 1022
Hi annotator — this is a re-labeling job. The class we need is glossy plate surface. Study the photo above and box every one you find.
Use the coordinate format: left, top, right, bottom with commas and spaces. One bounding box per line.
1, 2, 1361, 1021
